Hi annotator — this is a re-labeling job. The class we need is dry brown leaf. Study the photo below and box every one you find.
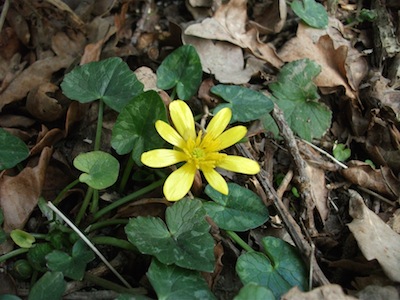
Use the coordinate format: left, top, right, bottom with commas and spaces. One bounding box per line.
282, 284, 357, 300
357, 285, 400, 300
134, 66, 160, 91
278, 21, 367, 98
183, 34, 265, 84
0, 147, 52, 232
249, 0, 287, 34
0, 55, 74, 111
184, 0, 282, 68
341, 161, 400, 199
305, 163, 329, 222
347, 189, 400, 282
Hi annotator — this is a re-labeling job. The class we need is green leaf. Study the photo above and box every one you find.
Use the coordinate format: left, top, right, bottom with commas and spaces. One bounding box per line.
0, 295, 23, 300
27, 243, 54, 272
234, 283, 276, 300
236, 237, 308, 299
10, 229, 36, 248
46, 240, 95, 280
0, 208, 6, 244
0, 128, 29, 171
61, 57, 144, 112
147, 258, 216, 300
211, 85, 274, 123
333, 143, 351, 162
268, 59, 331, 141
125, 198, 215, 272
28, 271, 66, 300
157, 45, 202, 100
204, 183, 269, 231
73, 150, 120, 189
291, 0, 328, 29
111, 90, 168, 164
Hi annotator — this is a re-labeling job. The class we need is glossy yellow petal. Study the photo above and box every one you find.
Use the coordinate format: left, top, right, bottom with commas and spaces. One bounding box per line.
202, 167, 228, 195
163, 163, 196, 201
141, 149, 187, 168
155, 120, 186, 149
206, 108, 232, 139
210, 126, 247, 152
217, 155, 260, 174
169, 100, 196, 141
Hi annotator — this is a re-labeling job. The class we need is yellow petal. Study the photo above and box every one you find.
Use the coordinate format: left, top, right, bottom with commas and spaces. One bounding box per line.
211, 126, 247, 152
217, 155, 260, 175
169, 100, 196, 141
202, 167, 228, 195
163, 163, 196, 201
141, 149, 187, 168
206, 108, 232, 139
155, 120, 186, 149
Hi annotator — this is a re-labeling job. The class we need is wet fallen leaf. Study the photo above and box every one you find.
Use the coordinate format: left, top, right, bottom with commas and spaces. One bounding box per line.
0, 147, 52, 232
184, 0, 283, 68
347, 189, 400, 282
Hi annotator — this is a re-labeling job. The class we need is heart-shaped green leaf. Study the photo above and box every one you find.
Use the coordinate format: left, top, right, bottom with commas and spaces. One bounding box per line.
147, 258, 216, 300
73, 151, 119, 189
204, 183, 269, 231
291, 0, 328, 29
125, 198, 215, 272
267, 59, 331, 141
111, 90, 167, 165
234, 283, 275, 300
28, 243, 54, 272
236, 236, 308, 299
333, 143, 351, 162
28, 271, 66, 300
211, 85, 274, 123
0, 128, 29, 171
10, 229, 36, 248
61, 57, 144, 112
46, 240, 95, 280
157, 45, 202, 100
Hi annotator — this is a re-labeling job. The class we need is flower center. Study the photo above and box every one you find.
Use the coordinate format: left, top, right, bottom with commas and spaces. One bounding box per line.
192, 147, 205, 159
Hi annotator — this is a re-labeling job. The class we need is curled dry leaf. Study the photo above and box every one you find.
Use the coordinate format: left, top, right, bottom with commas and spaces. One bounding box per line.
183, 35, 265, 84
0, 55, 74, 111
341, 161, 400, 199
184, 0, 283, 68
282, 284, 357, 300
347, 190, 400, 282
0, 147, 52, 232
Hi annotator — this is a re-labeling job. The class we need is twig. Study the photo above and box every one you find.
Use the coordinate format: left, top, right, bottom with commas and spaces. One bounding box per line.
236, 143, 330, 286
47, 202, 132, 289
0, 0, 10, 34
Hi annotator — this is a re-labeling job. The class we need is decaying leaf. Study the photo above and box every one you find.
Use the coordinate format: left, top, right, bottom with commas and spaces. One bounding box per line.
341, 161, 400, 199
347, 190, 400, 282
249, 0, 287, 34
0, 147, 52, 232
184, 0, 283, 68
305, 163, 329, 222
282, 284, 357, 300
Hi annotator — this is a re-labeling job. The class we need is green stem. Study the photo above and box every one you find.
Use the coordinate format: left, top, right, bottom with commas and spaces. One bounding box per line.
0, 248, 29, 263
53, 178, 80, 206
170, 87, 177, 100
119, 153, 135, 193
91, 236, 137, 252
93, 178, 165, 221
85, 219, 129, 233
94, 99, 104, 151
84, 273, 145, 295
226, 230, 253, 253
75, 187, 94, 225
90, 188, 99, 214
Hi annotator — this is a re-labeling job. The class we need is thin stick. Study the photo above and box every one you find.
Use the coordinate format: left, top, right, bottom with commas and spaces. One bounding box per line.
0, 0, 10, 33
47, 202, 132, 289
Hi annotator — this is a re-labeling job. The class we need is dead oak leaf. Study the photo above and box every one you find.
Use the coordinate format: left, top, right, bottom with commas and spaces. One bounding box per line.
278, 22, 357, 98
0, 147, 52, 232
184, 0, 282, 68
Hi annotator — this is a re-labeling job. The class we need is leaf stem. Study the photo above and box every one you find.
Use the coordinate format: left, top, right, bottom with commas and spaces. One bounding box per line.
75, 187, 94, 225
91, 236, 137, 252
93, 178, 165, 221
84, 273, 144, 295
53, 178, 80, 206
94, 99, 104, 151
90, 188, 99, 214
170, 87, 177, 100
0, 248, 29, 263
225, 230, 253, 253
119, 153, 135, 193
85, 219, 129, 233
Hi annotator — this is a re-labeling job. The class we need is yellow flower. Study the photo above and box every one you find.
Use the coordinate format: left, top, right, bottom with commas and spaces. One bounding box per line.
141, 100, 260, 201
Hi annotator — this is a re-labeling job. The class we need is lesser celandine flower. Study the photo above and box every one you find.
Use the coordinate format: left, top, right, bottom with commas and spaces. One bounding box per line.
141, 100, 260, 201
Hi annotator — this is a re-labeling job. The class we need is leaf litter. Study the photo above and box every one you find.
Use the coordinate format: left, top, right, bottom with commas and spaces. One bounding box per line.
0, 0, 400, 299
